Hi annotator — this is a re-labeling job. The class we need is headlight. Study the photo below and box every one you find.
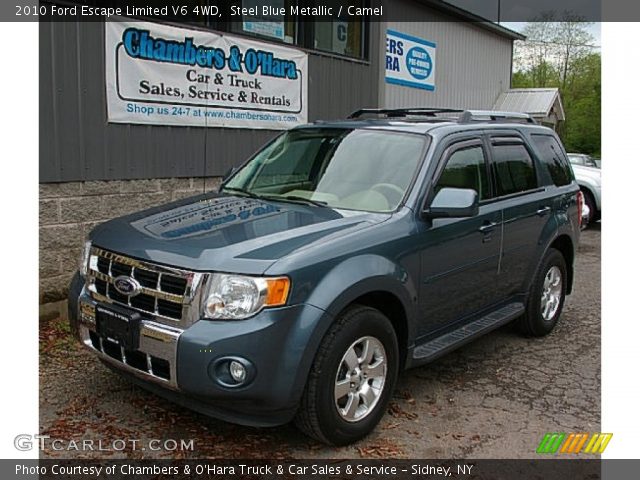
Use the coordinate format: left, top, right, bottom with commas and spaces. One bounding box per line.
79, 240, 92, 277
203, 274, 290, 320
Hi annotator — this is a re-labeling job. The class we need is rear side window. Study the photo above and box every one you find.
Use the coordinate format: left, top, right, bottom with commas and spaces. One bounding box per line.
531, 135, 574, 186
491, 143, 537, 196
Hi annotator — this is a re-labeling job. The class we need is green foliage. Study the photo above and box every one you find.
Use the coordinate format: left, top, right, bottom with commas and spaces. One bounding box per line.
512, 19, 600, 156
561, 54, 601, 156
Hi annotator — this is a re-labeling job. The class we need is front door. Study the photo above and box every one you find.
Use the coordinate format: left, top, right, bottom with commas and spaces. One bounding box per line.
416, 138, 503, 339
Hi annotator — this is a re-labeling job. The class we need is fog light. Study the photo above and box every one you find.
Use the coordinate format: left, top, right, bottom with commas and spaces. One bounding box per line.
229, 360, 247, 383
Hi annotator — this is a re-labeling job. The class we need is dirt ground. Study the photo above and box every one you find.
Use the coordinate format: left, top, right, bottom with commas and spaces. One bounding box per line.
39, 226, 601, 459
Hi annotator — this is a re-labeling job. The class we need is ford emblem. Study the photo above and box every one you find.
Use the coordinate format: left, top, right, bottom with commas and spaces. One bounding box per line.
113, 276, 142, 297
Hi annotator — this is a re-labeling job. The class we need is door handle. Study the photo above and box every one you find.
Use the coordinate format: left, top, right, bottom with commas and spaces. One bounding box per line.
537, 206, 552, 216
478, 221, 498, 234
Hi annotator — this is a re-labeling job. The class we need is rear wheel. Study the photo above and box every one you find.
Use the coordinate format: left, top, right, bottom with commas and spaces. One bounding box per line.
518, 248, 567, 337
295, 305, 399, 445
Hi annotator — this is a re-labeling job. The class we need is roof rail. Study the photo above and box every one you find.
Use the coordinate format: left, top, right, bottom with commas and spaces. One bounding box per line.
347, 108, 537, 125
348, 108, 464, 119
459, 110, 536, 124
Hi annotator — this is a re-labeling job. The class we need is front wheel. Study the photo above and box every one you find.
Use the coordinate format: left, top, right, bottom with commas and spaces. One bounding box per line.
518, 248, 567, 337
295, 305, 399, 445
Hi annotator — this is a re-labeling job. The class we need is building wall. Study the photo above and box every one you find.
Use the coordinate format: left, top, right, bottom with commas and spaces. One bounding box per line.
39, 14, 515, 306
40, 21, 380, 183
384, 2, 513, 109
39, 20, 380, 304
38, 177, 221, 303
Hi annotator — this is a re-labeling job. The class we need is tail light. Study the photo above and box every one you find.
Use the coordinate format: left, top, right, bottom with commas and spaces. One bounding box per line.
577, 191, 584, 228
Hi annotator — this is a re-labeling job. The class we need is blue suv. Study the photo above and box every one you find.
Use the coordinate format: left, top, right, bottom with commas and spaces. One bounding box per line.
69, 109, 582, 445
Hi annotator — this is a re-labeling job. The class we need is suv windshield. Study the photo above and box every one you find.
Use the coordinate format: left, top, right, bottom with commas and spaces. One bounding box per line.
223, 128, 427, 213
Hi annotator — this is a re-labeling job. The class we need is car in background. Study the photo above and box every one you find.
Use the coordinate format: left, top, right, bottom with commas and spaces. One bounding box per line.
571, 162, 601, 225
568, 153, 599, 169
581, 202, 591, 230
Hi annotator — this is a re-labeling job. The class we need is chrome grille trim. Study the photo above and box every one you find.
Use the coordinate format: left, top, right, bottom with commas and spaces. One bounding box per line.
91, 270, 184, 303
86, 247, 208, 328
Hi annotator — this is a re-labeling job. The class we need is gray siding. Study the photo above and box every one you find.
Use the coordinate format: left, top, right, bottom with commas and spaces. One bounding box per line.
40, 21, 380, 183
384, 1, 513, 110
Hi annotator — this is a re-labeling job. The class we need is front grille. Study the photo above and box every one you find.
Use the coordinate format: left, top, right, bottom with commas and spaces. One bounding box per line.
160, 275, 188, 295
88, 330, 171, 381
86, 247, 205, 326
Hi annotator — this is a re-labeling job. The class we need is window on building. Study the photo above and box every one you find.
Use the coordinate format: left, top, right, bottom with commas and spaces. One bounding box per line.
230, 0, 297, 44
491, 143, 538, 196
436, 146, 490, 200
313, 1, 365, 59
531, 135, 574, 187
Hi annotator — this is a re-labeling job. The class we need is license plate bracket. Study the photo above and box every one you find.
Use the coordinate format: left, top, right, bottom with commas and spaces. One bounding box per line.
96, 304, 141, 351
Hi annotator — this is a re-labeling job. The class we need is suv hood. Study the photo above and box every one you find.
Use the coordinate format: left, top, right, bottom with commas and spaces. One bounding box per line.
90, 192, 389, 274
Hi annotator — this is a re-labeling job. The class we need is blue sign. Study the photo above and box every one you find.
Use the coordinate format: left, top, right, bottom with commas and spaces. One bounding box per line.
385, 30, 436, 91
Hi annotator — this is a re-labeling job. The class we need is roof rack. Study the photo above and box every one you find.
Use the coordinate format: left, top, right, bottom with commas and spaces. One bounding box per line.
348, 108, 464, 119
459, 110, 536, 124
347, 108, 536, 124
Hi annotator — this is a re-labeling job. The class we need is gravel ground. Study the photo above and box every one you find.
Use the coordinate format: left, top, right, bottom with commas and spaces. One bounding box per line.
39, 226, 601, 459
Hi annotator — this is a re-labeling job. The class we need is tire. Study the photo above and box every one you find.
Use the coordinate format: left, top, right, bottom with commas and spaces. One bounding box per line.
518, 248, 567, 337
582, 188, 597, 225
295, 305, 399, 445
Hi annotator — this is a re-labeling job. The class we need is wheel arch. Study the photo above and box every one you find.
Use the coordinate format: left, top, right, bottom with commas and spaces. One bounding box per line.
301, 254, 418, 373
347, 291, 410, 370
578, 182, 600, 212
548, 234, 575, 294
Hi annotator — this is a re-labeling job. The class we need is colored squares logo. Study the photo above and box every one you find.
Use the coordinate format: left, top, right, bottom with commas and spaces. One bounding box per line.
537, 433, 613, 454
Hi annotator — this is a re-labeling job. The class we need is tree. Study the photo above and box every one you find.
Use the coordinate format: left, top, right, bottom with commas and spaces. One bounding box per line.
512, 16, 600, 156
514, 13, 561, 87
555, 17, 597, 90
561, 53, 601, 155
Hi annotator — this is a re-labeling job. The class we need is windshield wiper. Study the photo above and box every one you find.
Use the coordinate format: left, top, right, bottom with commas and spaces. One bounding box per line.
222, 188, 328, 208
221, 186, 262, 200
276, 195, 329, 208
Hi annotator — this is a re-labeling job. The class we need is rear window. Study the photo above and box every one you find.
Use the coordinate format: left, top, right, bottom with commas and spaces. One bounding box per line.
492, 143, 538, 196
531, 135, 574, 186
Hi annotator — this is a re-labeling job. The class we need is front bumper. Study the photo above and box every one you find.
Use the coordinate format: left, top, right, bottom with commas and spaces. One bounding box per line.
68, 274, 331, 426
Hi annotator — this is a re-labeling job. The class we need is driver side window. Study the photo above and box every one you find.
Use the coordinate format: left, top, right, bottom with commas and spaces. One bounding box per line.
436, 145, 489, 200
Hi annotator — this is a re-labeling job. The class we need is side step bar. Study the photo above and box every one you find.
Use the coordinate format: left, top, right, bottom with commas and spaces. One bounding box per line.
412, 302, 525, 362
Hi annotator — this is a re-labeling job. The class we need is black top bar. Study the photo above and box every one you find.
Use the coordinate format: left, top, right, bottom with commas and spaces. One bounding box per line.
347, 108, 464, 119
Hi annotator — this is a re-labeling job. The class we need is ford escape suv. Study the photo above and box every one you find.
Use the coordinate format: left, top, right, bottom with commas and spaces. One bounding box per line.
68, 109, 582, 445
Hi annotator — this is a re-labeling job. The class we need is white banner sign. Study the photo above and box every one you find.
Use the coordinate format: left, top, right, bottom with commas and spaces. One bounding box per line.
385, 29, 436, 91
105, 20, 308, 129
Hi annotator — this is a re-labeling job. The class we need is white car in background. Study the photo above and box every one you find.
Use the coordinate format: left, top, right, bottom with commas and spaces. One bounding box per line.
568, 153, 599, 169
570, 160, 601, 225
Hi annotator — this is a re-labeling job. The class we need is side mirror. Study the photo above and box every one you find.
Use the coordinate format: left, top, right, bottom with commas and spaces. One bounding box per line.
223, 166, 238, 181
423, 187, 479, 219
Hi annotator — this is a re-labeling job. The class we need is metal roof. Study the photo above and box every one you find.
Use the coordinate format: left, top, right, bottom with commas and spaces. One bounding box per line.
417, 1, 526, 40
494, 88, 566, 121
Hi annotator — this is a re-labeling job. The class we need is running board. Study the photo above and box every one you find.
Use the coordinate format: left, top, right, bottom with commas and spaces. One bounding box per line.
412, 302, 525, 362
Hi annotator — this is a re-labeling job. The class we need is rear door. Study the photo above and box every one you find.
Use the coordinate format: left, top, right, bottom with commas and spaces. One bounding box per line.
417, 137, 503, 337
488, 134, 556, 295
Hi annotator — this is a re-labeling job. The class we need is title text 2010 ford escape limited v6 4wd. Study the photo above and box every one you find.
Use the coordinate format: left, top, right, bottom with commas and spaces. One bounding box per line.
68, 109, 582, 445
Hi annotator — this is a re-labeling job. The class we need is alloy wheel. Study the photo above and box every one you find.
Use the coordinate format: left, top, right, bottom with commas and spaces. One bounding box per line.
334, 336, 387, 422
